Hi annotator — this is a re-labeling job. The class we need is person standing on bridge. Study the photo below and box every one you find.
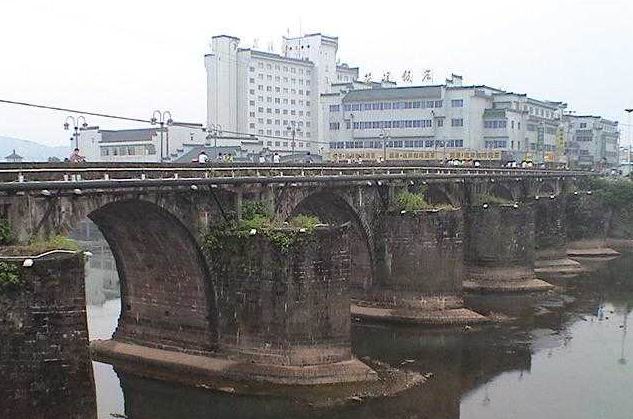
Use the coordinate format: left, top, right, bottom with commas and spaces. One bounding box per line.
273, 152, 280, 164
197, 150, 209, 164
69, 148, 85, 163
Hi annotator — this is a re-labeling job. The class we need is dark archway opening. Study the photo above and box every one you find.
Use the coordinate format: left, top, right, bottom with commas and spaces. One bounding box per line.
290, 191, 374, 291
85, 200, 217, 354
424, 183, 457, 207
490, 183, 515, 202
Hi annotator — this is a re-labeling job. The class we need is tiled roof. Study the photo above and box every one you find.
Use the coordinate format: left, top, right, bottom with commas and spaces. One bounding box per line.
100, 128, 157, 143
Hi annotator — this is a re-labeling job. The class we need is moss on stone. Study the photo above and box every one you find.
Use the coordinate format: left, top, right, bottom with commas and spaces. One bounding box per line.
0, 235, 80, 256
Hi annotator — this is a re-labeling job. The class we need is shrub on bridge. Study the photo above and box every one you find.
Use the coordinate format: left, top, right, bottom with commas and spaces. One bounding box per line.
0, 218, 14, 246
204, 201, 322, 254
0, 261, 23, 292
392, 191, 433, 212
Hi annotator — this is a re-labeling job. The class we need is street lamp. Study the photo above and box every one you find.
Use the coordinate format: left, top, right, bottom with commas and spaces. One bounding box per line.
625, 109, 633, 157
151, 110, 173, 161
204, 124, 222, 158
64, 115, 88, 149
379, 128, 390, 162
287, 122, 301, 156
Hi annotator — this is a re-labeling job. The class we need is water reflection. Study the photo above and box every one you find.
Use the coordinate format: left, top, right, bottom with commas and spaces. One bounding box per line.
82, 230, 633, 419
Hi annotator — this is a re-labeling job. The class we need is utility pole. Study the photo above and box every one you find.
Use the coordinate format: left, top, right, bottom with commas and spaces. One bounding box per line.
151, 110, 173, 161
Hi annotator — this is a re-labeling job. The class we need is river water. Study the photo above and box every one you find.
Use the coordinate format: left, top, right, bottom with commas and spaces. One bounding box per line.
86, 254, 633, 419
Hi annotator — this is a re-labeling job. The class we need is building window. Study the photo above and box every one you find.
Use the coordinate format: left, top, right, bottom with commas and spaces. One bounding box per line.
329, 105, 341, 112
451, 99, 464, 107
580, 123, 587, 128
451, 118, 464, 127
329, 122, 340, 130
249, 123, 255, 128
437, 119, 444, 127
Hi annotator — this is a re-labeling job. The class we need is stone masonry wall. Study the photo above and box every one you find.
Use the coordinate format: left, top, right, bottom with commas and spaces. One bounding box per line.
464, 205, 535, 281
210, 225, 352, 366
360, 210, 464, 309
0, 252, 96, 419
534, 197, 568, 260
566, 194, 611, 247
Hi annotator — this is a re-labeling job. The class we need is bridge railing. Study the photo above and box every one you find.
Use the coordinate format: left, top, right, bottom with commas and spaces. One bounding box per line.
0, 163, 591, 192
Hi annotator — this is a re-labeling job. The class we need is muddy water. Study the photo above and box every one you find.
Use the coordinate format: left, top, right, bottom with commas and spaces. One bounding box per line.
87, 254, 633, 419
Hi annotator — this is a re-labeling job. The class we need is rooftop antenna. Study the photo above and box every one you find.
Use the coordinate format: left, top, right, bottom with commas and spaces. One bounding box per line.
267, 40, 274, 52
252, 38, 259, 49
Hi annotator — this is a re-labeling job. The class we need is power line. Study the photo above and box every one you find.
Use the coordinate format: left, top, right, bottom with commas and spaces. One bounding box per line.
0, 99, 151, 124
0, 97, 332, 147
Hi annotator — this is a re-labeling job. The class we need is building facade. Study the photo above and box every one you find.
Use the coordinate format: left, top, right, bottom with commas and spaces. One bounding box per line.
565, 115, 619, 169
204, 33, 359, 155
324, 75, 574, 164
75, 124, 207, 163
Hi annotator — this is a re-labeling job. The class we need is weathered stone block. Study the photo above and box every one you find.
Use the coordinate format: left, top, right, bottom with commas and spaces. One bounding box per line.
0, 252, 96, 418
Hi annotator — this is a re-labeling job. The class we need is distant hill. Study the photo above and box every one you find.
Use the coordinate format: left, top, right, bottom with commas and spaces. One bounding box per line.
0, 136, 69, 162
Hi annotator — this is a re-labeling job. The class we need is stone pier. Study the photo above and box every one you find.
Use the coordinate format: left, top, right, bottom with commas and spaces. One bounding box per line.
93, 224, 377, 385
351, 209, 486, 325
463, 205, 553, 293
0, 252, 97, 419
566, 193, 620, 259
533, 197, 584, 277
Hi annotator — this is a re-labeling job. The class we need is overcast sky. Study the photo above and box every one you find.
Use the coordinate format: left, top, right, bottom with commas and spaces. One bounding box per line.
1, 0, 632, 148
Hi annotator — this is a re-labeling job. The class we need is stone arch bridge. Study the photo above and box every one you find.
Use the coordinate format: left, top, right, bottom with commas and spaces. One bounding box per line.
0, 163, 591, 384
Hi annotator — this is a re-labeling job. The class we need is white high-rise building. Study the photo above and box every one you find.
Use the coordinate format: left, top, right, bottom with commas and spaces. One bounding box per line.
204, 33, 360, 155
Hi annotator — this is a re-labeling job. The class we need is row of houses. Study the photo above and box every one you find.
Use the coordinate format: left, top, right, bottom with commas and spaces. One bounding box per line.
72, 31, 618, 168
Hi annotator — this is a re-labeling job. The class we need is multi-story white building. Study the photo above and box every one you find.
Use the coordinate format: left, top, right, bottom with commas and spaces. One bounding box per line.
75, 123, 207, 163
204, 33, 359, 155
565, 115, 619, 169
324, 74, 577, 164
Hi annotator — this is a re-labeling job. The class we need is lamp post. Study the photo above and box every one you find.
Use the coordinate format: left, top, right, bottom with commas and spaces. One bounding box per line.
379, 128, 390, 162
625, 109, 633, 163
64, 115, 88, 149
287, 121, 301, 156
151, 110, 173, 161
204, 124, 222, 159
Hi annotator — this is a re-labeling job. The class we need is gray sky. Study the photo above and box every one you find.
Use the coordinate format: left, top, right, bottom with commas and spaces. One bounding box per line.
1, 0, 632, 147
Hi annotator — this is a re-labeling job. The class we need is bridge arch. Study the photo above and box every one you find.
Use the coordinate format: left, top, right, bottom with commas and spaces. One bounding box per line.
424, 183, 461, 207
489, 182, 516, 202
279, 187, 378, 291
536, 180, 558, 197
88, 198, 218, 353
